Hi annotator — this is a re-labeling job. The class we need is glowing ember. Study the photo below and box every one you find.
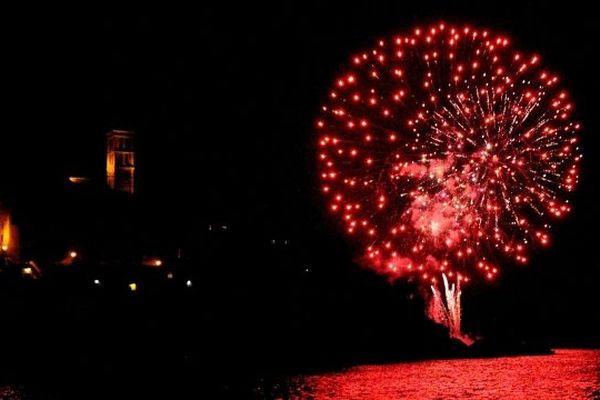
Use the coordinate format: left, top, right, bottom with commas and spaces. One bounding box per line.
317, 22, 581, 284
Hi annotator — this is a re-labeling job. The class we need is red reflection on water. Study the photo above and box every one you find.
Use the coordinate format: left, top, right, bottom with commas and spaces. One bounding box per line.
266, 350, 600, 399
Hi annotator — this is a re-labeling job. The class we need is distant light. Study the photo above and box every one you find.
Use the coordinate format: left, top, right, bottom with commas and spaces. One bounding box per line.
23, 267, 33, 275
221, 225, 228, 230
167, 272, 174, 279
68, 176, 90, 184
1, 245, 7, 252
186, 280, 192, 288
142, 258, 164, 268
94, 279, 101, 285
129, 283, 137, 291
305, 268, 310, 273
69, 251, 78, 259
271, 239, 276, 245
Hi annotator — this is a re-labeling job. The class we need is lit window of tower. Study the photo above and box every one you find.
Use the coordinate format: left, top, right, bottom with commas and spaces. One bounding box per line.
106, 129, 135, 194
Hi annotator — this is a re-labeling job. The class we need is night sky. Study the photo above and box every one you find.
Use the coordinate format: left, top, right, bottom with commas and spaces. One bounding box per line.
3, 1, 599, 346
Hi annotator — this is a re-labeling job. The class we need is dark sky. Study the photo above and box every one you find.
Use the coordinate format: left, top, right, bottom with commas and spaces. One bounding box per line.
4, 2, 598, 222
2, 1, 599, 344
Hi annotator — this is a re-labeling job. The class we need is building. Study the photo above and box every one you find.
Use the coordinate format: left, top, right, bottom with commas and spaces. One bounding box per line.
106, 129, 135, 194
0, 207, 19, 260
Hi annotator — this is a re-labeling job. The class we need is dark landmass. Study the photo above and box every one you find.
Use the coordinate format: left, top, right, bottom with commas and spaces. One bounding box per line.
0, 258, 558, 400
0, 178, 592, 399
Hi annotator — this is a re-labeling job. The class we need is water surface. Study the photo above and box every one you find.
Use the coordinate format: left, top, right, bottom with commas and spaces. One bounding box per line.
257, 349, 600, 399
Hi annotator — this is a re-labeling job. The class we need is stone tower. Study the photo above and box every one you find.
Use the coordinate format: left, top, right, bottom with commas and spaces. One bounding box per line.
106, 129, 135, 194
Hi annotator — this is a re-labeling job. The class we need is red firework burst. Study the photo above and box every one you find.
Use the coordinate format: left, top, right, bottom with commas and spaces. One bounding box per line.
316, 23, 581, 285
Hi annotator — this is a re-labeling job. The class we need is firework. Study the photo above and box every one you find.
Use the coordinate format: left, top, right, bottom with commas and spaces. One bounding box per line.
317, 23, 581, 285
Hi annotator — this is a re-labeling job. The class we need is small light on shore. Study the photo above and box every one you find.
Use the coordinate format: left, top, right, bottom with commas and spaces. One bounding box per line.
129, 283, 137, 291
94, 279, 101, 285
68, 176, 90, 184
69, 251, 78, 259
186, 280, 192, 288
143, 257, 164, 267
167, 272, 174, 279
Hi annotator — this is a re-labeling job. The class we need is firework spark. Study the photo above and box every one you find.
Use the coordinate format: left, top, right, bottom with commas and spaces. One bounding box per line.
317, 22, 581, 285
428, 273, 473, 344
